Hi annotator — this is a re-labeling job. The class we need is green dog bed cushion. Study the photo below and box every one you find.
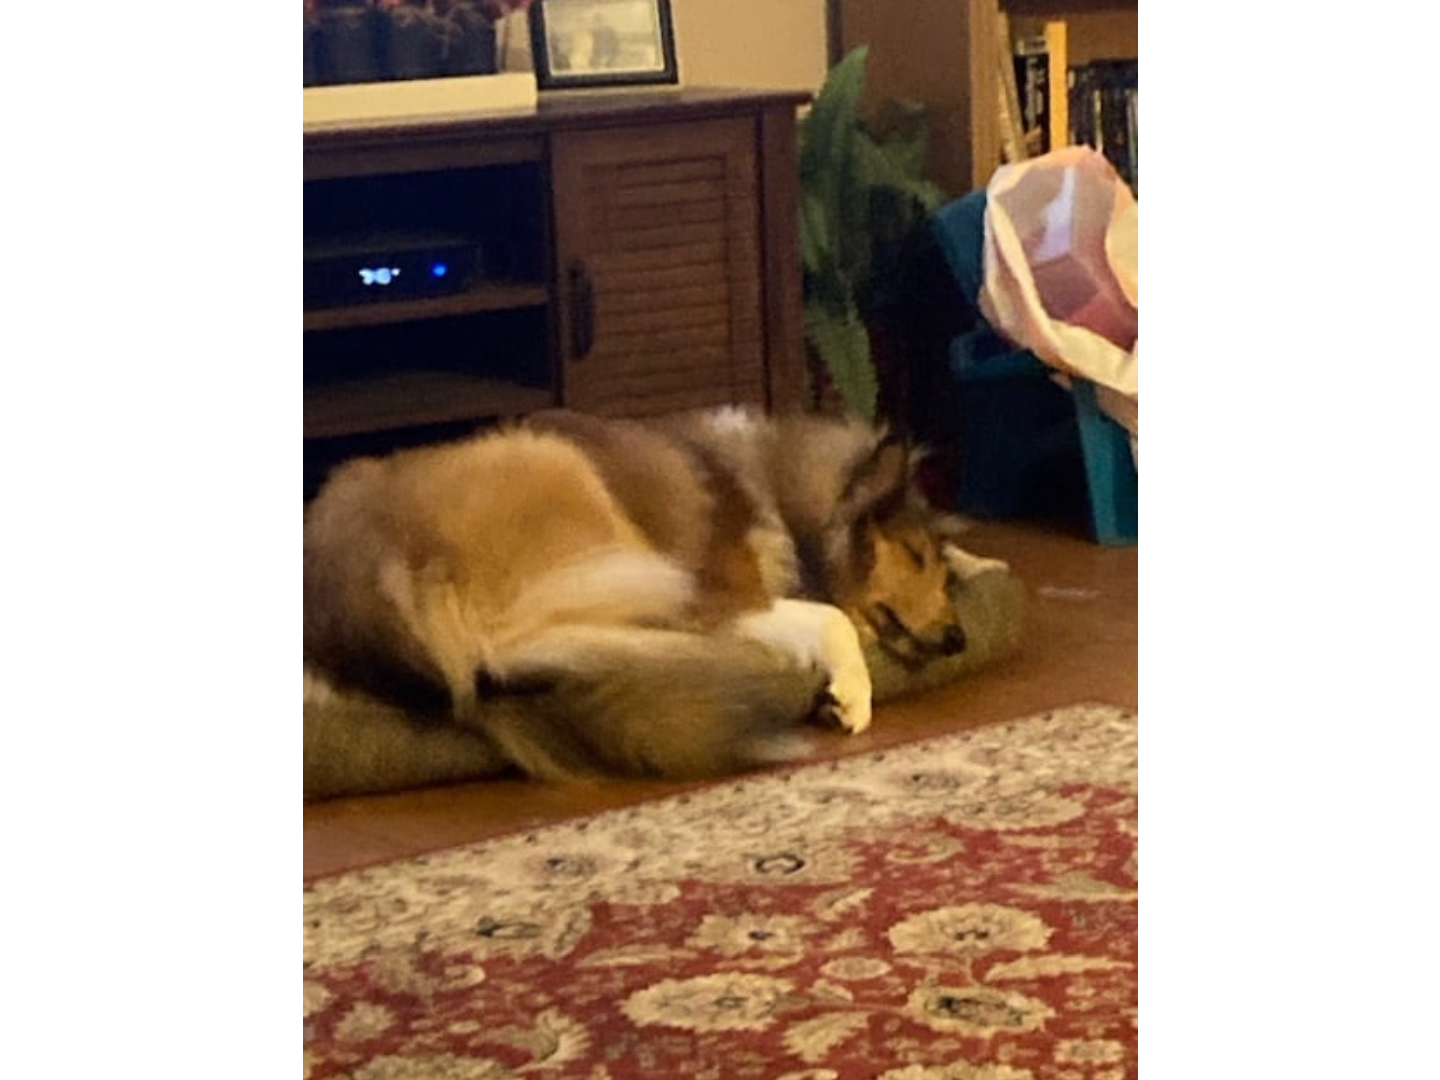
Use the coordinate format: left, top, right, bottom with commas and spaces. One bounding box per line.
304, 564, 1024, 801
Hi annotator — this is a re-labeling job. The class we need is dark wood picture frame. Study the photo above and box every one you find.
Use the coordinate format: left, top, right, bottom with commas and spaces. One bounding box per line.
528, 0, 678, 90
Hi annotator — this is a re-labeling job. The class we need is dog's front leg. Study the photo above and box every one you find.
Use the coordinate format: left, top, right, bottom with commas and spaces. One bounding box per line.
732, 599, 872, 734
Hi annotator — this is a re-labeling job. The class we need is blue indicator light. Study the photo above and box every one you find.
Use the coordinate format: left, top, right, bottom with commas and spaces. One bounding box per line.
431, 262, 448, 278
358, 266, 400, 287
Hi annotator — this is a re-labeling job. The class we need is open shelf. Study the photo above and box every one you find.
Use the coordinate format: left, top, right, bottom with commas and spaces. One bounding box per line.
304, 373, 556, 439
303, 281, 550, 332
304, 302, 554, 440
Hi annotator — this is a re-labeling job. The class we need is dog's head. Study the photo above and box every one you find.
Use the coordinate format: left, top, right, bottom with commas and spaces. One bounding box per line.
824, 438, 969, 667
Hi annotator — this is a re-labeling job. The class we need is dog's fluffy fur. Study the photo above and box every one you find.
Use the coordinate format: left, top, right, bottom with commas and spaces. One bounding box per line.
304, 406, 997, 780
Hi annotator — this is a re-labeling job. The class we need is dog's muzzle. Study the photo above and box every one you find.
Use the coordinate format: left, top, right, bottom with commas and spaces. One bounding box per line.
870, 605, 967, 667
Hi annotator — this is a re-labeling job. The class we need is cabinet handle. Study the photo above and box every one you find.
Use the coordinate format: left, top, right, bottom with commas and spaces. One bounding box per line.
568, 260, 595, 360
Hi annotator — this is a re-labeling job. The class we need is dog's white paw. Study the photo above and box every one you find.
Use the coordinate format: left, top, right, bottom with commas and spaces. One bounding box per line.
732, 598, 875, 735
821, 661, 873, 734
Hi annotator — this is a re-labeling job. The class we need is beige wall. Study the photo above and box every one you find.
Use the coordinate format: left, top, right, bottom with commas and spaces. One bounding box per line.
673, 0, 829, 93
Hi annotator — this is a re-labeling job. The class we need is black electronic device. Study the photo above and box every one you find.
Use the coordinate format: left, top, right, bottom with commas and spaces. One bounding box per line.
304, 230, 482, 309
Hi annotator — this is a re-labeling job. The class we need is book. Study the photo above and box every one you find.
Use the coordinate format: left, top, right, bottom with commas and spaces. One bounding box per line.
1067, 64, 1093, 147
995, 12, 1031, 164
1043, 21, 1068, 153
1011, 20, 1067, 156
1067, 58, 1138, 195
1013, 29, 1050, 156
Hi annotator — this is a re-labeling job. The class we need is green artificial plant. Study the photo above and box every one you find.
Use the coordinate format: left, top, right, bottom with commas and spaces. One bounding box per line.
799, 45, 945, 421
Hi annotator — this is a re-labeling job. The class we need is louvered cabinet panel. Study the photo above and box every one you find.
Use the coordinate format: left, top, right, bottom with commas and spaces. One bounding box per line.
551, 118, 767, 417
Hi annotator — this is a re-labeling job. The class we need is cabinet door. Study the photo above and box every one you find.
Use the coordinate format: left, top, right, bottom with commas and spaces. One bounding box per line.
550, 117, 766, 416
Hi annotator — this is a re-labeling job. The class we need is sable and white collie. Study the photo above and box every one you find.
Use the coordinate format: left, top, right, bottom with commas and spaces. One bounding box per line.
303, 406, 998, 780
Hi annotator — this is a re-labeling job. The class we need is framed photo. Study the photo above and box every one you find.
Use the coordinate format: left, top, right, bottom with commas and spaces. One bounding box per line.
528, 0, 678, 90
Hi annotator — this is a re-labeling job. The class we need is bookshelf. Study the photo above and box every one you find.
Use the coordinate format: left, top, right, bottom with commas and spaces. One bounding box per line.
834, 0, 1137, 196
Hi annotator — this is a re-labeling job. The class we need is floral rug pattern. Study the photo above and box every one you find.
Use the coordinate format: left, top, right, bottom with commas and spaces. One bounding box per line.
304, 704, 1138, 1079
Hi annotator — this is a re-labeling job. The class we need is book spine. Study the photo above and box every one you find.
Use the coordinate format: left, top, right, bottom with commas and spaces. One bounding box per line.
1013, 32, 1050, 156
1100, 83, 1132, 191
1125, 86, 1138, 194
1067, 64, 1094, 147
995, 12, 1030, 164
1044, 20, 1069, 151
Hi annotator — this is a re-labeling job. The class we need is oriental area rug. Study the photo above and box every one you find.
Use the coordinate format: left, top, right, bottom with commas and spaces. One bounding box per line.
304, 703, 1138, 1080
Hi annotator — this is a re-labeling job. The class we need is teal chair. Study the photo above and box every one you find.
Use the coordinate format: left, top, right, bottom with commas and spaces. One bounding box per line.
929, 191, 1137, 546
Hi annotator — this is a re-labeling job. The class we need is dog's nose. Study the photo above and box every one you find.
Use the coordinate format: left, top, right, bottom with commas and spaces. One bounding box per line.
939, 624, 967, 655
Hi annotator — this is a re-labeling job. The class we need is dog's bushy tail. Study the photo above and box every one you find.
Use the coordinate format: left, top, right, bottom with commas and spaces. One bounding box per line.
472, 628, 827, 780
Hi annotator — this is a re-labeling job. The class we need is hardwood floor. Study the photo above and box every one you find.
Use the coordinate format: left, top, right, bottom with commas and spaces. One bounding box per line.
303, 518, 1137, 881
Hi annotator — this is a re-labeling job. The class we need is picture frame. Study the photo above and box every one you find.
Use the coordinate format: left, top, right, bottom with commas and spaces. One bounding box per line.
528, 0, 678, 90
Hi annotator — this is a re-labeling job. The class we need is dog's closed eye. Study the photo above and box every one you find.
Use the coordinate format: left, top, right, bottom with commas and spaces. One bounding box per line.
869, 603, 904, 635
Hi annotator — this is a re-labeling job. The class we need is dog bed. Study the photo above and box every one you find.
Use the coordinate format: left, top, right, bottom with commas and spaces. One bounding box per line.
304, 563, 1024, 800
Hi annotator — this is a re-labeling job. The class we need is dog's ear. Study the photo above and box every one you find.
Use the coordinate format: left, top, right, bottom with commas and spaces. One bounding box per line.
834, 438, 911, 526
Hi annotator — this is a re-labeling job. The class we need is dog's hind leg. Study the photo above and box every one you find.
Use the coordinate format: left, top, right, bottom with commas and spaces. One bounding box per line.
943, 544, 1010, 582
732, 599, 873, 734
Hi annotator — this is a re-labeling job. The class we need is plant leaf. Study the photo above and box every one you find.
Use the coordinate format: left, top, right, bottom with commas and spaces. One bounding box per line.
797, 44, 940, 423
804, 300, 877, 421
